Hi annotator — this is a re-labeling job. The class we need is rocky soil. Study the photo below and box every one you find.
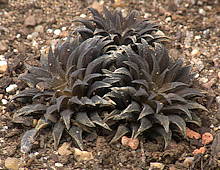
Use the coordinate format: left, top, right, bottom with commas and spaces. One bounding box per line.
0, 0, 220, 169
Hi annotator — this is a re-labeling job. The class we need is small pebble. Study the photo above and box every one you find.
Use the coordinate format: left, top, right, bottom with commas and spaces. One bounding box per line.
192, 146, 206, 155
195, 35, 201, 40
0, 40, 8, 52
58, 142, 72, 156
55, 162, 63, 167
1, 99, 8, 105
24, 15, 36, 27
149, 162, 165, 170
191, 48, 200, 57
202, 78, 217, 89
199, 8, 206, 15
5, 157, 23, 170
165, 17, 172, 22
202, 132, 213, 145
0, 60, 7, 73
47, 28, 53, 34
183, 157, 194, 167
186, 128, 201, 139
54, 29, 61, 36
27, 32, 39, 40
34, 25, 44, 33
32, 40, 38, 48
6, 84, 18, 93
80, 14, 86, 18
73, 148, 93, 161
61, 27, 67, 31
16, 34, 21, 39
199, 77, 208, 83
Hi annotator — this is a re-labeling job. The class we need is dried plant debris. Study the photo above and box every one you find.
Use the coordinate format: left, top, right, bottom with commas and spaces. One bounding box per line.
11, 8, 207, 153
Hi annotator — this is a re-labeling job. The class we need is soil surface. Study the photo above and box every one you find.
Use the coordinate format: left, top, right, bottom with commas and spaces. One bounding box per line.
0, 0, 220, 169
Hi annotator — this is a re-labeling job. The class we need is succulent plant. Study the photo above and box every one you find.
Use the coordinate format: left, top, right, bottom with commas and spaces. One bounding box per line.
75, 7, 168, 46
12, 8, 206, 153
12, 36, 118, 152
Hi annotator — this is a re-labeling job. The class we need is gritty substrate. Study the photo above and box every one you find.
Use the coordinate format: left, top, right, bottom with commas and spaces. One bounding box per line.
0, 0, 220, 169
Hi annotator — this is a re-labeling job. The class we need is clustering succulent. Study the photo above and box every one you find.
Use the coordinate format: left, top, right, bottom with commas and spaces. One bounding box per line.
12, 8, 206, 153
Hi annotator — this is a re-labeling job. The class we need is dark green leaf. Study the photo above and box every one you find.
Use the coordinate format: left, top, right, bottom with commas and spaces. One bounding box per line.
110, 125, 130, 144
75, 112, 95, 127
52, 120, 65, 149
155, 114, 169, 133
68, 126, 84, 150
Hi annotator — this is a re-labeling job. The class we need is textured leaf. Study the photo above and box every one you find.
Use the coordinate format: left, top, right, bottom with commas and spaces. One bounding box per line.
56, 96, 69, 112
120, 101, 140, 115
87, 81, 111, 96
168, 115, 186, 137
154, 127, 172, 149
91, 95, 115, 107
110, 125, 130, 144
68, 96, 83, 105
75, 112, 95, 127
162, 104, 192, 119
20, 128, 38, 153
176, 88, 203, 98
11, 88, 40, 100
52, 120, 65, 149
134, 117, 152, 138
131, 123, 139, 138
155, 114, 170, 133
132, 79, 149, 90
83, 73, 103, 84
90, 112, 111, 130
80, 97, 96, 106
158, 82, 188, 93
44, 104, 58, 122
61, 109, 73, 130
68, 126, 84, 150
138, 104, 154, 120
186, 102, 208, 112
13, 104, 46, 118
85, 56, 108, 76
134, 87, 149, 98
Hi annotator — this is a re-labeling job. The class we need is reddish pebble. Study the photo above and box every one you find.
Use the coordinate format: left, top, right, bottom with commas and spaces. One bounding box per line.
121, 136, 139, 150
128, 138, 139, 150
202, 132, 213, 145
192, 146, 206, 155
121, 136, 129, 146
186, 128, 201, 140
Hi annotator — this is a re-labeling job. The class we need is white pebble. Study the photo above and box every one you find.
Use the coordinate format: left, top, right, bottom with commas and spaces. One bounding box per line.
149, 162, 165, 170
0, 60, 7, 73
6, 84, 18, 93
195, 35, 201, 40
13, 49, 18, 53
54, 29, 61, 36
27, 32, 39, 40
46, 29, 53, 34
16, 34, 21, 39
191, 48, 200, 57
194, 73, 199, 78
1, 99, 8, 105
55, 163, 63, 167
32, 40, 38, 48
199, 8, 206, 15
216, 96, 220, 105
199, 77, 208, 83
61, 27, 67, 31
165, 17, 172, 22
80, 14, 86, 18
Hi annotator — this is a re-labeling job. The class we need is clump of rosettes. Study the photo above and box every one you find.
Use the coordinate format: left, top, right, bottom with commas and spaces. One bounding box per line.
12, 8, 207, 153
